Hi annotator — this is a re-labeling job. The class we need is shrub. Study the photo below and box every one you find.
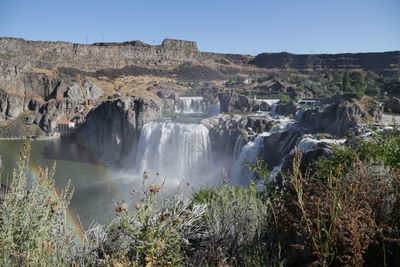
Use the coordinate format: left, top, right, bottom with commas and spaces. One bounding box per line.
191, 182, 271, 266
279, 94, 292, 104
80, 177, 207, 266
0, 141, 75, 266
260, 126, 400, 266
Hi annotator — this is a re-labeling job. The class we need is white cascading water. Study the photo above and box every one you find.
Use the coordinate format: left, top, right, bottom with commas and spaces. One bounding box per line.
136, 121, 213, 186
233, 135, 244, 159
255, 98, 280, 106
174, 96, 205, 113
296, 136, 346, 153
295, 108, 306, 120
230, 132, 270, 184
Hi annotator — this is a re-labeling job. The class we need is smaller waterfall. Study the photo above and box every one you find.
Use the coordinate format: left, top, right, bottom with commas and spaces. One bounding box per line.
260, 98, 280, 106
174, 97, 205, 113
230, 132, 270, 184
296, 136, 346, 153
295, 108, 306, 120
233, 135, 244, 159
296, 137, 323, 153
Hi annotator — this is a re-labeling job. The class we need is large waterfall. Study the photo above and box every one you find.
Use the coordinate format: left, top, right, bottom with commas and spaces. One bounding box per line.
136, 121, 214, 186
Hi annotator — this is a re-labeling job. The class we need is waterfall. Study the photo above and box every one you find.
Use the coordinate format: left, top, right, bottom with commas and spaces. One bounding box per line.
230, 132, 270, 184
296, 137, 323, 153
295, 108, 306, 120
136, 122, 213, 184
174, 97, 205, 113
233, 135, 244, 159
296, 136, 346, 153
261, 99, 280, 106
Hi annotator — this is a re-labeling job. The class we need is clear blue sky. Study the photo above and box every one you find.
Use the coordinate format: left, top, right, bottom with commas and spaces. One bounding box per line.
0, 0, 399, 55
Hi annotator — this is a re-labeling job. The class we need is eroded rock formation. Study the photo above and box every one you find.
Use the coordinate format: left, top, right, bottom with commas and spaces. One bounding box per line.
299, 95, 383, 136
76, 97, 161, 165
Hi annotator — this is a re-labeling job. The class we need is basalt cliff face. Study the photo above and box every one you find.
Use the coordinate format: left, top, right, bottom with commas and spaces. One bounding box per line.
0, 37, 252, 92
76, 97, 161, 165
1, 37, 399, 100
250, 51, 400, 74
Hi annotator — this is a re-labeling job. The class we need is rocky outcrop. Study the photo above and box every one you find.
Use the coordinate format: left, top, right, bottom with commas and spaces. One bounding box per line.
37, 99, 83, 132
64, 81, 104, 102
250, 51, 400, 74
261, 129, 303, 168
161, 39, 198, 50
281, 145, 333, 174
219, 91, 253, 113
383, 97, 400, 113
299, 95, 383, 136
0, 88, 87, 136
218, 92, 272, 113
77, 97, 161, 165
0, 90, 29, 119
274, 101, 297, 116
202, 113, 276, 161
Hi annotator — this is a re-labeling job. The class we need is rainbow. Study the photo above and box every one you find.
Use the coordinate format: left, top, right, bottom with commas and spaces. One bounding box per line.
28, 162, 86, 242
0, 140, 123, 243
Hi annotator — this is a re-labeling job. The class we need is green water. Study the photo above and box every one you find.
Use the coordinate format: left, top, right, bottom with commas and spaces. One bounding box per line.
0, 139, 136, 229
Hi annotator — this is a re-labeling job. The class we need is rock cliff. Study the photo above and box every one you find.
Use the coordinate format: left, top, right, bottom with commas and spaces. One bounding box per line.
76, 97, 161, 165
250, 51, 400, 74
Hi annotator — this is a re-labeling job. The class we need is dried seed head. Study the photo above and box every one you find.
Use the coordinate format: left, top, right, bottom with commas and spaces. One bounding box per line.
115, 203, 128, 213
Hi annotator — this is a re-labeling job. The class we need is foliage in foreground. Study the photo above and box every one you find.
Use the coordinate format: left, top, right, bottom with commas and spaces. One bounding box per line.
265, 126, 400, 266
0, 141, 75, 266
1, 126, 400, 266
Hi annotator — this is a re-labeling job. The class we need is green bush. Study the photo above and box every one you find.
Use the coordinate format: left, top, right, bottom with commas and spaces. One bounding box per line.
191, 182, 273, 266
79, 178, 207, 266
279, 94, 292, 104
0, 141, 75, 266
313, 125, 400, 180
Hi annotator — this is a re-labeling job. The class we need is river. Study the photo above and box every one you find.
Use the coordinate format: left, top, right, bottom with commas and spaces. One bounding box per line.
0, 139, 135, 229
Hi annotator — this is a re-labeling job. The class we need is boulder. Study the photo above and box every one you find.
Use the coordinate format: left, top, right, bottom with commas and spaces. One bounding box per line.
0, 89, 33, 120
85, 82, 104, 100
383, 97, 400, 113
218, 91, 254, 113
261, 129, 303, 168
65, 82, 104, 102
275, 101, 297, 116
65, 84, 83, 102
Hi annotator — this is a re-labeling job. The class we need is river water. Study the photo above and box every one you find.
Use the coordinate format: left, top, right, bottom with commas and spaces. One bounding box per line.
0, 139, 134, 229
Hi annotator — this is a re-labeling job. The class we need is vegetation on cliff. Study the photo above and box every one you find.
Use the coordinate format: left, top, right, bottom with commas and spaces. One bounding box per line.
0, 125, 400, 266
